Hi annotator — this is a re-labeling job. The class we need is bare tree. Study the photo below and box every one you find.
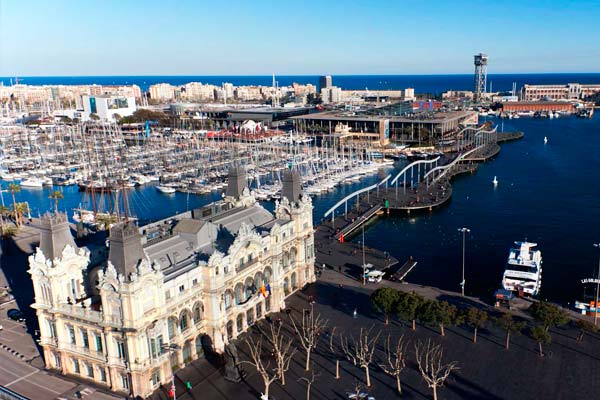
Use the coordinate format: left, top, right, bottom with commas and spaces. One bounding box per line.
329, 326, 337, 352
298, 368, 320, 400
266, 322, 296, 385
379, 335, 408, 395
414, 339, 459, 400
328, 327, 341, 379
341, 327, 381, 387
290, 304, 328, 371
239, 336, 278, 400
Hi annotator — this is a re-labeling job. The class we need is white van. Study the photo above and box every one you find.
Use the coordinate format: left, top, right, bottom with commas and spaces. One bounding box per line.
367, 270, 385, 283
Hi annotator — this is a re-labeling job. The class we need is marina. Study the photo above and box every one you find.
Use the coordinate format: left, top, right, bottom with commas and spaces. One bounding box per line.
4, 0, 600, 398
0, 114, 597, 306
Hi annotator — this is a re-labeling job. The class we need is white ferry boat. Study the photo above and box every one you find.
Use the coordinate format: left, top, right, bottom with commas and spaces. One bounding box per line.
502, 241, 542, 296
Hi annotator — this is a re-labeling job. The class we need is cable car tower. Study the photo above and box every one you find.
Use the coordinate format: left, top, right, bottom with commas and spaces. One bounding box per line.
474, 53, 488, 103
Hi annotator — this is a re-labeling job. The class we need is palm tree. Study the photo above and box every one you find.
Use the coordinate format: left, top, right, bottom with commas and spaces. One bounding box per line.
8, 183, 20, 225
95, 213, 118, 234
48, 190, 64, 212
0, 204, 9, 235
13, 202, 29, 226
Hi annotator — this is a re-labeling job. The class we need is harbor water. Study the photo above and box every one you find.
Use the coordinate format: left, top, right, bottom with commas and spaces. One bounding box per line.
4, 73, 600, 94
5, 114, 599, 304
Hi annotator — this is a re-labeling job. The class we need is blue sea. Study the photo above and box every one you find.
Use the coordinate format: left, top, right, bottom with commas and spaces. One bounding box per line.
3, 73, 600, 93
2, 74, 600, 304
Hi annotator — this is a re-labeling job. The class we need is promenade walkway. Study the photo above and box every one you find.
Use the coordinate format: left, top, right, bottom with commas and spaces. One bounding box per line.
322, 131, 524, 243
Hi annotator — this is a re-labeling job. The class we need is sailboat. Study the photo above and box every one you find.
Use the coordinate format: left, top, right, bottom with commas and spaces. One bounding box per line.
544, 136, 548, 144
493, 176, 498, 186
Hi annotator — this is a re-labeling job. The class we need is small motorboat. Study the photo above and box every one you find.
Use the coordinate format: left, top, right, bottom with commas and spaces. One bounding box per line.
493, 176, 498, 186
156, 185, 176, 194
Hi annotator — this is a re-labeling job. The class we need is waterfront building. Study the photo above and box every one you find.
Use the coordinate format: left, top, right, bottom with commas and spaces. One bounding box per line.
149, 83, 176, 101
82, 95, 136, 121
181, 82, 216, 101
442, 90, 474, 100
235, 86, 264, 101
318, 75, 332, 92
1, 84, 53, 103
521, 83, 600, 101
28, 168, 315, 397
321, 86, 343, 104
292, 105, 475, 145
500, 101, 574, 113
293, 83, 317, 97
223, 83, 235, 100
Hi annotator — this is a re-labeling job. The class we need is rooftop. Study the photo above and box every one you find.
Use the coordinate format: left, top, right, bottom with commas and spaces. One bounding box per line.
291, 109, 475, 123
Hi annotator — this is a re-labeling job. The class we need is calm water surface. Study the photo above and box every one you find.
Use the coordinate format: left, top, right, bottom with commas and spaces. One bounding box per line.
6, 115, 599, 303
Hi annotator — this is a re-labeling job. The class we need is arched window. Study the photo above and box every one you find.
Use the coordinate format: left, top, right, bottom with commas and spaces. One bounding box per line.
282, 252, 289, 269
195, 335, 204, 357
179, 310, 191, 331
224, 290, 233, 309
289, 247, 297, 267
254, 272, 264, 288
226, 321, 234, 340
234, 283, 244, 305
193, 302, 204, 323
283, 277, 290, 295
168, 317, 178, 339
236, 314, 244, 333
246, 309, 255, 326
291, 272, 297, 289
264, 267, 272, 284
244, 277, 255, 299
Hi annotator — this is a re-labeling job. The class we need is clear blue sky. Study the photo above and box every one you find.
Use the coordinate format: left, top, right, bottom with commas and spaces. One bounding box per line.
1, 0, 599, 76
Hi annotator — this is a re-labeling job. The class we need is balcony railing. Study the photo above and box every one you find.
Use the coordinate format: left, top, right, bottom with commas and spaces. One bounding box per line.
236, 257, 259, 273
61, 342, 106, 361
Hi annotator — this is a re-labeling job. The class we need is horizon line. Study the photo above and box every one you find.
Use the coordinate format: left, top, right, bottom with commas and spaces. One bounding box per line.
2, 72, 600, 79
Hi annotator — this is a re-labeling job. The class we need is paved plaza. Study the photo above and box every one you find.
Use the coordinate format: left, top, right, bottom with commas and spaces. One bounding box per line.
150, 266, 600, 400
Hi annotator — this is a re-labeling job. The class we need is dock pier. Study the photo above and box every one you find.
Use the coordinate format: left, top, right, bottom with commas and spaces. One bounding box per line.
315, 128, 523, 281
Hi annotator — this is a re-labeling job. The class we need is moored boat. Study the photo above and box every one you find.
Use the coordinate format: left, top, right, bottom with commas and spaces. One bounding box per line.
502, 241, 542, 296
156, 185, 176, 194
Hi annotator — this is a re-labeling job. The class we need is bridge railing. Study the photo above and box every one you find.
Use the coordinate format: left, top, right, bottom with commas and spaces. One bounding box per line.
389, 157, 440, 186
323, 174, 391, 220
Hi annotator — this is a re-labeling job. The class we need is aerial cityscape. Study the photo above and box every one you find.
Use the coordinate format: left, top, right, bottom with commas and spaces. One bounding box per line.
1, 1, 600, 399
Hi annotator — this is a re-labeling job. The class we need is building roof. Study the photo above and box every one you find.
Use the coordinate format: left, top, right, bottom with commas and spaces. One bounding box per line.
38, 212, 78, 261
145, 235, 196, 271
291, 109, 475, 124
209, 204, 275, 235
173, 218, 205, 235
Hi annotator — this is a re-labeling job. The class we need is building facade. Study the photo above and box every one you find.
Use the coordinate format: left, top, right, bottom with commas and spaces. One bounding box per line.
500, 101, 574, 113
318, 75, 332, 92
149, 83, 176, 101
28, 168, 315, 398
82, 95, 136, 121
521, 83, 600, 101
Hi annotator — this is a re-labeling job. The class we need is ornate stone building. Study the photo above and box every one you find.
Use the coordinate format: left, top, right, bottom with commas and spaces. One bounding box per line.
28, 168, 315, 397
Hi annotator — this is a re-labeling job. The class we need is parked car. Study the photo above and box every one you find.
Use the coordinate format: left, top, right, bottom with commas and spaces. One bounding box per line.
7, 309, 26, 322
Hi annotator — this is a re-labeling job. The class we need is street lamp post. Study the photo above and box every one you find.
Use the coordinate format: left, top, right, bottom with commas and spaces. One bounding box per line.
458, 228, 470, 296
362, 216, 366, 285
594, 243, 600, 325
161, 343, 181, 400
